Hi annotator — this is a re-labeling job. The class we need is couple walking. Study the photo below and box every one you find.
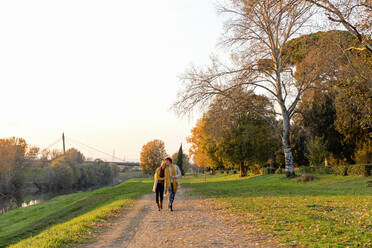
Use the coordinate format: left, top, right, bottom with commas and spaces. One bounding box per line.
153, 157, 181, 211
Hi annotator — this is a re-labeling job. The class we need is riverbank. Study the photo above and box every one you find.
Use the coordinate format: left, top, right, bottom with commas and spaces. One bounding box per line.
0, 177, 152, 247
0, 171, 145, 215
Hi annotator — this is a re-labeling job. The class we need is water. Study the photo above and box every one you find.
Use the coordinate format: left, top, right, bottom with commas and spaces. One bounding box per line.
0, 192, 56, 215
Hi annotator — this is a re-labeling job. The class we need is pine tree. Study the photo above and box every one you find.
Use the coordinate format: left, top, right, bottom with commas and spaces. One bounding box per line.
176, 144, 185, 176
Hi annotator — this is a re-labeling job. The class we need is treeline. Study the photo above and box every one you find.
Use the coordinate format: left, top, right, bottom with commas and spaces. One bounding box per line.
186, 31, 371, 177
33, 158, 120, 192
0, 137, 119, 196
174, 1, 371, 177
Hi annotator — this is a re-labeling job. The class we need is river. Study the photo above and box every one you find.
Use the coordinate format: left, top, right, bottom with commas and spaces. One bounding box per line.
0, 172, 145, 215
0, 192, 58, 215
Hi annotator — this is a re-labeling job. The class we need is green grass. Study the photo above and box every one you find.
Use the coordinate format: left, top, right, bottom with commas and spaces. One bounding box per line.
181, 174, 372, 248
0, 178, 152, 248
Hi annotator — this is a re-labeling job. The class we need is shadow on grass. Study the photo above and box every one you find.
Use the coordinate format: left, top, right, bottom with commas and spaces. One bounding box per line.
0, 179, 152, 247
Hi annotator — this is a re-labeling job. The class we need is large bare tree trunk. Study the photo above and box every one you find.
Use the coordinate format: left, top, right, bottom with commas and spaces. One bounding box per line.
282, 114, 295, 177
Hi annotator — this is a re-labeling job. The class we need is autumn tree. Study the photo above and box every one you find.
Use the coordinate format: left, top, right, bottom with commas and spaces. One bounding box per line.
64, 148, 85, 164
175, 0, 314, 177
187, 118, 214, 169
307, 0, 372, 52
284, 30, 371, 161
205, 93, 279, 176
216, 114, 278, 176
140, 140, 167, 174
186, 91, 279, 176
0, 137, 37, 195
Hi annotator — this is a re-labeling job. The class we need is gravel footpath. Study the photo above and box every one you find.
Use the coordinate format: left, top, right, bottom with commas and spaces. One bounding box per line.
84, 188, 279, 248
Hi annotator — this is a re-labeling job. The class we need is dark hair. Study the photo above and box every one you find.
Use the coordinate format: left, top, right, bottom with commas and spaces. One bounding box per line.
165, 157, 172, 163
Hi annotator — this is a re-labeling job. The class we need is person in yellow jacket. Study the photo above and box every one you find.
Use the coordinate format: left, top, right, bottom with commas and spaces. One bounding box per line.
153, 161, 167, 211
164, 157, 181, 211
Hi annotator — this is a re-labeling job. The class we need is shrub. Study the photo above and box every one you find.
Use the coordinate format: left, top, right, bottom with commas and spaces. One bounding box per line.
328, 154, 348, 167
298, 166, 314, 174
347, 164, 372, 177
306, 136, 328, 166
298, 166, 334, 175
263, 167, 276, 174
275, 168, 284, 174
333, 165, 349, 176
353, 141, 372, 164
323, 166, 334, 174
249, 164, 262, 175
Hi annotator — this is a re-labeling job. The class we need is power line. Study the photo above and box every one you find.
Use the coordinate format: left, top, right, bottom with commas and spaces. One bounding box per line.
43, 138, 62, 151
66, 136, 125, 162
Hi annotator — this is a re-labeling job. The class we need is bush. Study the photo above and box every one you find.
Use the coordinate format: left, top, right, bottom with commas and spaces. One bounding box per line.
333, 165, 349, 176
298, 166, 333, 175
248, 164, 262, 175
353, 141, 372, 164
275, 168, 284, 174
347, 164, 372, 177
263, 167, 276, 174
306, 136, 328, 166
298, 166, 313, 174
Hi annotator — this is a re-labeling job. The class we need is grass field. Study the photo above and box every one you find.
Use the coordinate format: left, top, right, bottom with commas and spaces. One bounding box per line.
0, 178, 152, 248
2, 172, 371, 248
181, 174, 372, 248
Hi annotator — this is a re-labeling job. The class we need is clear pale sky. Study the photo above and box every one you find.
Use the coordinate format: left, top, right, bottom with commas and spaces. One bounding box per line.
0, 1, 223, 162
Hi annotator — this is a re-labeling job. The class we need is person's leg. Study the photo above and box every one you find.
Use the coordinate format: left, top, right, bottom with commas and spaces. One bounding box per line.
171, 187, 176, 208
169, 183, 175, 210
155, 185, 161, 210
159, 183, 164, 209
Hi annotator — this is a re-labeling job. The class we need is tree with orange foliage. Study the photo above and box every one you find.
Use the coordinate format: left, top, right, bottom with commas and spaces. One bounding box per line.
140, 140, 167, 174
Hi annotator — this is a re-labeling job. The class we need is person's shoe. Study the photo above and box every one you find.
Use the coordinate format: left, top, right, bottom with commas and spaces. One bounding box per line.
160, 201, 163, 209
170, 205, 173, 211
157, 203, 161, 211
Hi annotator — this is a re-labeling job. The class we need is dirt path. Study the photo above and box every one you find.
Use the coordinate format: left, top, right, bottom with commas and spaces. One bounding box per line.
84, 188, 279, 248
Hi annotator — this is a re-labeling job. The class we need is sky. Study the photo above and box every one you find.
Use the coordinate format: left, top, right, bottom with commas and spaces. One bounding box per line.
0, 1, 223, 162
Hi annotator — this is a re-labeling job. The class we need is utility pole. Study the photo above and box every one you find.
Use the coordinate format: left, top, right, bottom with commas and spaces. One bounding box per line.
62, 132, 66, 154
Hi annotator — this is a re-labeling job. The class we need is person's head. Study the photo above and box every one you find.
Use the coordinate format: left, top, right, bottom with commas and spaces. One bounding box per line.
164, 157, 172, 166
160, 161, 167, 169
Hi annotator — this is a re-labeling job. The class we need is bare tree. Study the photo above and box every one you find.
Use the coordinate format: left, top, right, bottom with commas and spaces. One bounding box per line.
307, 0, 372, 52
174, 0, 315, 177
